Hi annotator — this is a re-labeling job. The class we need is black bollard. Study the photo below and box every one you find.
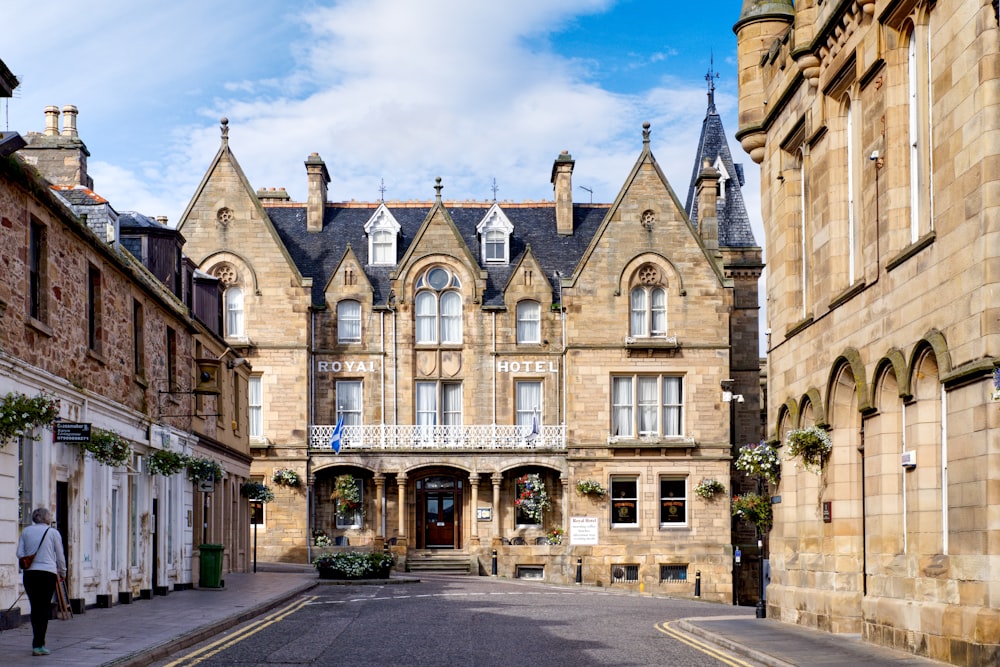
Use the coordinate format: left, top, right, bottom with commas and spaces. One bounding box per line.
491, 549, 497, 576
575, 557, 582, 585
694, 570, 701, 598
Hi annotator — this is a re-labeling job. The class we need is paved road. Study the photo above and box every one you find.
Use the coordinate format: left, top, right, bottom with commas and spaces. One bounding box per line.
152, 574, 761, 667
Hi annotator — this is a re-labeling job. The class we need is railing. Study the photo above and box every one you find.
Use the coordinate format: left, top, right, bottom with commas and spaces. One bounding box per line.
308, 423, 566, 451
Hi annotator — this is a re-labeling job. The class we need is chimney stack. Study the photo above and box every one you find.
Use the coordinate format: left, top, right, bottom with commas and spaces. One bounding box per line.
696, 157, 721, 254
61, 105, 79, 137
156, 216, 168, 226
44, 106, 60, 136
305, 153, 330, 233
550, 150, 575, 236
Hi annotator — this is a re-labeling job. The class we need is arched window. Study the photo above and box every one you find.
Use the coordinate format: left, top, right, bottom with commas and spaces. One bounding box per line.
629, 286, 666, 337
414, 267, 462, 344
226, 287, 244, 338
516, 301, 541, 344
337, 300, 361, 343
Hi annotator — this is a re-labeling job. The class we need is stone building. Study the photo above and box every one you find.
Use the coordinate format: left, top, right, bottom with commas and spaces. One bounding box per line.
177, 88, 762, 599
0, 96, 253, 626
735, 0, 1000, 663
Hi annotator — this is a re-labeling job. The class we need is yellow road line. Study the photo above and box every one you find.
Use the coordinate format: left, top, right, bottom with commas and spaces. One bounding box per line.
162, 595, 318, 667
655, 620, 756, 667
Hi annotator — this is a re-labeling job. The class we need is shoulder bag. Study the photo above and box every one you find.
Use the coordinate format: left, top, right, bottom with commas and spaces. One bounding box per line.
18, 527, 51, 571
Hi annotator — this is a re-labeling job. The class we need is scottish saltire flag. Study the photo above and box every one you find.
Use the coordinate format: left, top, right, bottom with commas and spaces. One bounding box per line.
525, 415, 539, 443
330, 415, 344, 454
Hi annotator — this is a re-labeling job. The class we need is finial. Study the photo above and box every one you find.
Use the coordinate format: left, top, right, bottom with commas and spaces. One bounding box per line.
491, 178, 499, 202
220, 117, 229, 145
378, 178, 387, 202
705, 54, 720, 113
434, 177, 443, 202
642, 122, 651, 146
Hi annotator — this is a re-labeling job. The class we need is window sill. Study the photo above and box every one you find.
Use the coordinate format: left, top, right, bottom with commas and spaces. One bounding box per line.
659, 524, 690, 530
784, 314, 814, 338
828, 279, 866, 310
25, 316, 53, 338
609, 524, 640, 530
624, 335, 678, 349
608, 436, 695, 448
87, 348, 107, 365
887, 230, 936, 272
133, 374, 149, 389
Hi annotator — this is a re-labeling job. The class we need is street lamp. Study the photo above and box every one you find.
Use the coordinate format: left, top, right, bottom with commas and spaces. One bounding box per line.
722, 380, 744, 606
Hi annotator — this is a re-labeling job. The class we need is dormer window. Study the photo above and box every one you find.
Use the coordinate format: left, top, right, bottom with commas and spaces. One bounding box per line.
476, 203, 513, 265
364, 204, 400, 266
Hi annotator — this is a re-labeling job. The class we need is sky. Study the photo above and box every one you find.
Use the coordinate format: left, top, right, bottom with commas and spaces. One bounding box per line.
4, 0, 765, 344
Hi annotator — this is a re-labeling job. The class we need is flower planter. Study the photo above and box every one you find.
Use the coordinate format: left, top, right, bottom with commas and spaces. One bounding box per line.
317, 565, 391, 580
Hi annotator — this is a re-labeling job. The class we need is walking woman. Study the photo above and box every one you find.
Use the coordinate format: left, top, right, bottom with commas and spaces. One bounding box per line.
16, 507, 67, 657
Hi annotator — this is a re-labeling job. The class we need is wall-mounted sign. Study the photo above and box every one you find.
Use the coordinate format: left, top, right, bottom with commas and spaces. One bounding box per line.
570, 517, 599, 545
822, 501, 832, 523
477, 506, 492, 521
54, 422, 91, 443
496, 360, 559, 374
316, 360, 378, 373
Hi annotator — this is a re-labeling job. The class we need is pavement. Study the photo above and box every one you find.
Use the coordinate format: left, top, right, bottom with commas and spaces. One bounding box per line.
0, 564, 947, 667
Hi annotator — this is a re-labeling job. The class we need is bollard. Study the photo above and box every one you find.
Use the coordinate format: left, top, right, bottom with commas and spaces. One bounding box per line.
575, 557, 582, 585
491, 549, 497, 576
694, 570, 701, 598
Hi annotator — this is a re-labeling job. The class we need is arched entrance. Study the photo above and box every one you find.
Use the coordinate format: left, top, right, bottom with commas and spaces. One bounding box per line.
416, 474, 463, 549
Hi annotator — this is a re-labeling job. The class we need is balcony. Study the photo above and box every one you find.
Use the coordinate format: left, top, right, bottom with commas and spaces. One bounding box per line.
308, 424, 566, 451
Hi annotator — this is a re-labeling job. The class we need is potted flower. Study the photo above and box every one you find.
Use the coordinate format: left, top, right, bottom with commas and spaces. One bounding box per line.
313, 551, 395, 580
332, 474, 362, 516
81, 428, 132, 467
515, 473, 551, 522
272, 468, 301, 488
0, 392, 59, 446
187, 457, 224, 485
575, 479, 607, 497
694, 478, 725, 499
240, 481, 275, 503
147, 449, 188, 477
545, 527, 564, 545
313, 530, 333, 548
735, 441, 781, 486
731, 492, 773, 533
785, 426, 832, 474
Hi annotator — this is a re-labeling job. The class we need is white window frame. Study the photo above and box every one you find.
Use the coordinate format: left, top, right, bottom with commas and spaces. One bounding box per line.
659, 477, 688, 527
415, 381, 463, 426
516, 301, 541, 344
336, 380, 363, 426
249, 375, 263, 440
363, 204, 400, 266
476, 203, 513, 265
629, 286, 666, 337
415, 267, 462, 344
610, 476, 639, 526
226, 286, 244, 338
337, 300, 362, 343
515, 380, 542, 429
611, 375, 684, 438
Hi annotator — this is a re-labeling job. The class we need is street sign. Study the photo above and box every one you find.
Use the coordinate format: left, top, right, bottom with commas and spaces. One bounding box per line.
198, 478, 215, 493
54, 422, 91, 443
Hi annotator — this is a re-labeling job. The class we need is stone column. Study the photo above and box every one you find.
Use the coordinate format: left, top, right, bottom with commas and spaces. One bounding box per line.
492, 472, 503, 540
374, 474, 385, 540
469, 474, 480, 545
397, 474, 408, 544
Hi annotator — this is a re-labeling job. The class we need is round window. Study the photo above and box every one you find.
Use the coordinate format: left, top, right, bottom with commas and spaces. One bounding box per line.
427, 267, 450, 290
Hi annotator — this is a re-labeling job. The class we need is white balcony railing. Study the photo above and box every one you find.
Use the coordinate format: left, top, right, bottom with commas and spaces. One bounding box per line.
308, 423, 566, 451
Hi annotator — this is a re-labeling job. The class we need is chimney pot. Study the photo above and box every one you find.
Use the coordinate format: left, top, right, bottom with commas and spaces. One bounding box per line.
61, 105, 79, 137
156, 216, 168, 226
44, 106, 60, 136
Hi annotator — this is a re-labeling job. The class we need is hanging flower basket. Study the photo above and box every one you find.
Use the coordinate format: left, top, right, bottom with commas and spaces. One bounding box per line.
785, 426, 832, 474
575, 479, 607, 497
147, 449, 188, 477
515, 473, 551, 522
0, 392, 59, 446
991, 368, 1000, 402
694, 478, 726, 499
735, 441, 781, 486
240, 481, 275, 503
545, 527, 564, 545
272, 468, 301, 488
186, 457, 224, 484
81, 428, 132, 467
732, 492, 773, 533
332, 474, 362, 516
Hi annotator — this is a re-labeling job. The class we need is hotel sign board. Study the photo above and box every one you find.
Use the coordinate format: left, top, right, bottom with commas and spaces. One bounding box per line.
570, 517, 599, 545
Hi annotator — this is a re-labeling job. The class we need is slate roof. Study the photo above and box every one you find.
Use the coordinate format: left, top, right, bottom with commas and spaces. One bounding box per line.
684, 92, 758, 249
266, 203, 609, 308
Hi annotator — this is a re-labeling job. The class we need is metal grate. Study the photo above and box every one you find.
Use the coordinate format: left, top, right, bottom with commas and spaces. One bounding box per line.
516, 565, 544, 580
610, 564, 639, 583
659, 564, 688, 582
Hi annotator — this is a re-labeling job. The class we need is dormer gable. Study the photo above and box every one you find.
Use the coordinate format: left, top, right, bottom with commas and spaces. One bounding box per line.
475, 202, 514, 265
363, 203, 401, 266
